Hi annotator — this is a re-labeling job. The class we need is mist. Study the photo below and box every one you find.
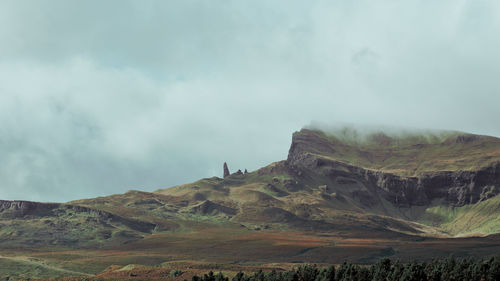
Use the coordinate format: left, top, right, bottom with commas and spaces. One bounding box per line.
305, 122, 465, 144
0, 0, 499, 201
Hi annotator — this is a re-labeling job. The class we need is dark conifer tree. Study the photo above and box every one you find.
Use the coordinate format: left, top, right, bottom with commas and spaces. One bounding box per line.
297, 265, 319, 281
233, 272, 246, 281
372, 258, 391, 281
488, 256, 500, 281
389, 260, 404, 281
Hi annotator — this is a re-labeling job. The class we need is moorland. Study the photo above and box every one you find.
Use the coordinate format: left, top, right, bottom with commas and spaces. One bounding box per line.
2, 127, 500, 280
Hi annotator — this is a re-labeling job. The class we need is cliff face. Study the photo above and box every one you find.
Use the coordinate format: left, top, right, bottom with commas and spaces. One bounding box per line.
286, 129, 500, 207
2, 127, 500, 260
0, 200, 59, 218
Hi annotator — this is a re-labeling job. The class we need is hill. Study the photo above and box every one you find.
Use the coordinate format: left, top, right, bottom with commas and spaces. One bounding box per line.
1, 127, 500, 279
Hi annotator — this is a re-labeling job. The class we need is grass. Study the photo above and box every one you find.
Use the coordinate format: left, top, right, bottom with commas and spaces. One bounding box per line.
2, 222, 500, 279
420, 194, 500, 236
296, 129, 500, 176
1, 128, 500, 279
0, 254, 92, 279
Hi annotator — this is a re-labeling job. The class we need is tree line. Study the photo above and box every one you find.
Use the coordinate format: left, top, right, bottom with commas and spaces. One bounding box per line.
190, 256, 500, 281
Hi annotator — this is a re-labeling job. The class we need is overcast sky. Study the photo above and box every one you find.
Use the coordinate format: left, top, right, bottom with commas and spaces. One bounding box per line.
1, 1, 499, 202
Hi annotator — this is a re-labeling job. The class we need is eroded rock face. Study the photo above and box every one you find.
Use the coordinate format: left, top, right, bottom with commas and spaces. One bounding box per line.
286, 130, 500, 207
223, 162, 230, 178
363, 166, 500, 206
0, 200, 156, 233
0, 200, 115, 218
0, 200, 59, 217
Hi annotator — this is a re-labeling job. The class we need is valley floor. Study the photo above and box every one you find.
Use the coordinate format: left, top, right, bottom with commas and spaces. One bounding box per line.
2, 224, 500, 280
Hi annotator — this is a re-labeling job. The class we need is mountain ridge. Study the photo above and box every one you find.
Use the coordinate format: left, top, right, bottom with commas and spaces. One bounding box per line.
2, 127, 500, 278
287, 129, 500, 207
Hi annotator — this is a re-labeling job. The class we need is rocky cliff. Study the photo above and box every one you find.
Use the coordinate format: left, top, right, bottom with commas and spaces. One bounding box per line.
2, 127, 500, 253
286, 129, 500, 207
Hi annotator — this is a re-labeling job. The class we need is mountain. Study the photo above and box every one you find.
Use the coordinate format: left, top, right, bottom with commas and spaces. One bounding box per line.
1, 127, 500, 279
285, 129, 500, 231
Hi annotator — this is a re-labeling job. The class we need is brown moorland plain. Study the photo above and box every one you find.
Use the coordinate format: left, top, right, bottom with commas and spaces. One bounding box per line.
3, 224, 500, 280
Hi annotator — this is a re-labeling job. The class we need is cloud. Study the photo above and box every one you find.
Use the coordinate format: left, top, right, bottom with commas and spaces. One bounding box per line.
0, 0, 499, 201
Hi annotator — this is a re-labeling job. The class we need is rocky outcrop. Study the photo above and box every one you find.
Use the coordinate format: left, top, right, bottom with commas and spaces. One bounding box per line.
363, 165, 500, 206
0, 200, 59, 218
223, 162, 230, 178
0, 200, 156, 233
286, 130, 500, 207
190, 200, 237, 216
0, 200, 109, 219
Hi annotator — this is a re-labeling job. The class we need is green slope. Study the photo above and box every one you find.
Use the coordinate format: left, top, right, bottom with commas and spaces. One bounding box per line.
421, 193, 500, 236
297, 128, 500, 176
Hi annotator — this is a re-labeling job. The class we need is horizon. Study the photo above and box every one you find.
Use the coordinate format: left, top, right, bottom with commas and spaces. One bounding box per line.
5, 124, 499, 203
1, 1, 500, 201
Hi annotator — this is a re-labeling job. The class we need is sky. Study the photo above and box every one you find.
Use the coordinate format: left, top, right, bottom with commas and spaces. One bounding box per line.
1, 0, 499, 202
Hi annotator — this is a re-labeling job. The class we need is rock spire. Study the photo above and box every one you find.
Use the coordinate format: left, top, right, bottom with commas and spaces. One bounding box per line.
223, 162, 230, 178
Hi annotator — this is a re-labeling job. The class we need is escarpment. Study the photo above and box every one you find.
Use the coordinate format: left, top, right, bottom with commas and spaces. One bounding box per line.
2, 126, 500, 252
286, 129, 500, 207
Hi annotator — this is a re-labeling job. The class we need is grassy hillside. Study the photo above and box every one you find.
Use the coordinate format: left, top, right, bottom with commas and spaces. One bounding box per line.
154, 162, 438, 236
295, 128, 500, 176
421, 193, 500, 236
1, 127, 500, 279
